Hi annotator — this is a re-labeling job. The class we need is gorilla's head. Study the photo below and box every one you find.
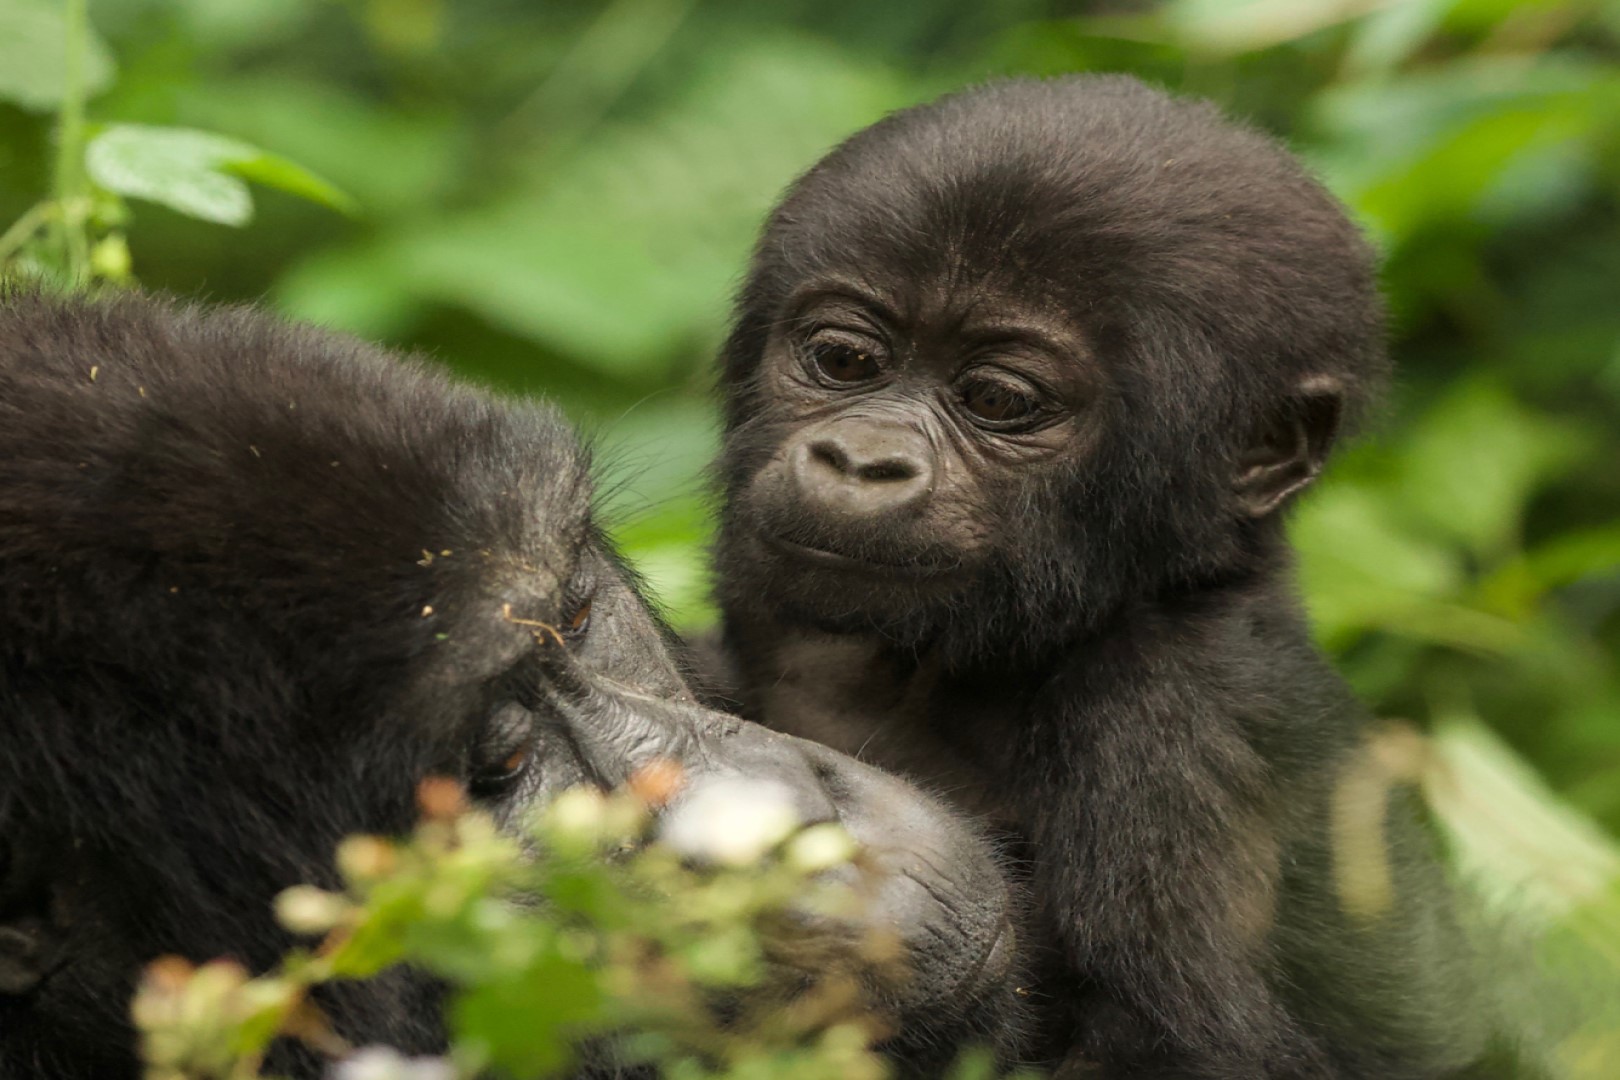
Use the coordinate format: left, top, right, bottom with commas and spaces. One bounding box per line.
714, 76, 1385, 661
0, 293, 1018, 1078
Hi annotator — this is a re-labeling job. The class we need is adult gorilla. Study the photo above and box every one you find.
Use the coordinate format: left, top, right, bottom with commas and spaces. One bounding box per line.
0, 291, 1022, 1078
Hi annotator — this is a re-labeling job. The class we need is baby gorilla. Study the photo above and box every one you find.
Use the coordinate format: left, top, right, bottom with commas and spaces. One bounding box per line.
0, 291, 1021, 1078
703, 77, 1517, 1077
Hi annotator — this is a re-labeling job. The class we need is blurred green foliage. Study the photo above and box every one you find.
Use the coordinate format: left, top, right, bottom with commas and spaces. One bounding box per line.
4, 0, 1620, 1071
133, 779, 932, 1079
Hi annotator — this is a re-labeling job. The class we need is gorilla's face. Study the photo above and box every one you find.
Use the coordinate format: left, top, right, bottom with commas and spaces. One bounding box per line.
0, 293, 1018, 1079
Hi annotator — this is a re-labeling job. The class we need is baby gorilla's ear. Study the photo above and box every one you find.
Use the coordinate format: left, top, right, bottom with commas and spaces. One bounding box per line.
1234, 374, 1344, 517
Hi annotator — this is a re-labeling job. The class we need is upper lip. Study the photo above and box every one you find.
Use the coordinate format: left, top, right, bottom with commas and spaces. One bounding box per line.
761, 532, 958, 579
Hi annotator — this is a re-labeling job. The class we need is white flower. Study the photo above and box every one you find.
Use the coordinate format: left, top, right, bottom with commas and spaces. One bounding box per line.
329, 1046, 456, 1080
659, 775, 801, 866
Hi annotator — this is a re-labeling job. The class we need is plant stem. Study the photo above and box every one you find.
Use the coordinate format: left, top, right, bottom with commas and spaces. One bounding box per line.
52, 0, 91, 285
0, 202, 55, 266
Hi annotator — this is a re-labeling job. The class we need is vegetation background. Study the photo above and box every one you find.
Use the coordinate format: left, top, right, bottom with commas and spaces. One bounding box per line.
3, 0, 1619, 1072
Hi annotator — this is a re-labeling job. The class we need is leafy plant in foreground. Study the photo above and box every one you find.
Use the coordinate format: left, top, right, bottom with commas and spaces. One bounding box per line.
131, 772, 996, 1080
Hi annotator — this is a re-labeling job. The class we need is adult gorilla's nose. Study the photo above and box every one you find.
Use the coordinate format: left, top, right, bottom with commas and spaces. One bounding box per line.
536, 649, 841, 826
791, 421, 933, 519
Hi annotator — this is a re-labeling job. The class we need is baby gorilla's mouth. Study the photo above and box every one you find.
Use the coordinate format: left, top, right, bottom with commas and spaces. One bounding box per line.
762, 532, 960, 580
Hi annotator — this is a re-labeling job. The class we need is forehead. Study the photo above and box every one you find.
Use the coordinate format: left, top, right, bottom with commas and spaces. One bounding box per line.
773, 151, 1109, 323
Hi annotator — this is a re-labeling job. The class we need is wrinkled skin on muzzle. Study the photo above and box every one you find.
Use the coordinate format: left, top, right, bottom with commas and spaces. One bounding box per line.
533, 641, 1024, 1063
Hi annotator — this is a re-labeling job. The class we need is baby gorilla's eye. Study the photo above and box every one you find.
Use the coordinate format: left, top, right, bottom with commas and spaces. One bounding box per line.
805, 332, 883, 386
959, 372, 1041, 426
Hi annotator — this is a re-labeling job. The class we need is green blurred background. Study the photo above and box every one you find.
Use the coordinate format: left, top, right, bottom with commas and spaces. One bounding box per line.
3, 0, 1619, 1063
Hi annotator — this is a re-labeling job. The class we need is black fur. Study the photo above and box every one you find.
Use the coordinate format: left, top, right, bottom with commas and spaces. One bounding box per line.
0, 292, 1023, 1077
704, 76, 1513, 1077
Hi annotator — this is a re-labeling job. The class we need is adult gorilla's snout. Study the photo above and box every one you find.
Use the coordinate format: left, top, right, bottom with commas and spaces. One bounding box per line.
540, 647, 1022, 1030
538, 648, 839, 826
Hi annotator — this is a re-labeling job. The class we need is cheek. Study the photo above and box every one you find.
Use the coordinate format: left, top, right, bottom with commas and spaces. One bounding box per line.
486, 739, 596, 829
720, 408, 801, 490
920, 452, 998, 554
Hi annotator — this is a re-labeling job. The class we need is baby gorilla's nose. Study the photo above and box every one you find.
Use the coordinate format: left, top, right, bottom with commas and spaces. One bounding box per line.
792, 421, 934, 519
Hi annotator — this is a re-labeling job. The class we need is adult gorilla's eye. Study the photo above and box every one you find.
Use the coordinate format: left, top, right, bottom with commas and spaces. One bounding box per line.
959, 372, 1041, 426
470, 703, 534, 798
806, 333, 883, 386
563, 598, 592, 639
470, 744, 530, 798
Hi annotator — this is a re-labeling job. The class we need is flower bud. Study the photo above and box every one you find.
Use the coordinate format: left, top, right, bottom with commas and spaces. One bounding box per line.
275, 886, 350, 935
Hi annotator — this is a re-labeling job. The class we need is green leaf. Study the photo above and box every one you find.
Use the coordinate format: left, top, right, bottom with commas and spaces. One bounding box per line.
228, 152, 358, 215
1478, 523, 1620, 617
1160, 0, 1376, 51
314, 34, 910, 377
173, 76, 463, 216
0, 0, 115, 112
1311, 58, 1606, 182
87, 126, 254, 225
85, 125, 355, 227
1395, 380, 1590, 562
453, 961, 600, 1078
1293, 482, 1459, 636
1359, 103, 1590, 243
1429, 717, 1620, 918
1340, 0, 1450, 76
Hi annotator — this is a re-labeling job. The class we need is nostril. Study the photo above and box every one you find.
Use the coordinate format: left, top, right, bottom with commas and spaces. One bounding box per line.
858, 457, 918, 483
808, 439, 851, 475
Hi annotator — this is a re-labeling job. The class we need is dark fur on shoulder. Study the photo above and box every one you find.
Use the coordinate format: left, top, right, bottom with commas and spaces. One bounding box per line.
704, 77, 1527, 1078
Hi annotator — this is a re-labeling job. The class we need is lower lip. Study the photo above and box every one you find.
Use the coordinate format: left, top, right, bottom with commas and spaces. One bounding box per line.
760, 533, 955, 580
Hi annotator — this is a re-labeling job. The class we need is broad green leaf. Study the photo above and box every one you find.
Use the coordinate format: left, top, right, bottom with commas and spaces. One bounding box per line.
227, 152, 357, 215
1429, 717, 1620, 918
292, 34, 910, 377
1395, 380, 1590, 562
86, 125, 355, 227
1293, 481, 1467, 644
1341, 0, 1451, 76
167, 0, 322, 50
1160, 0, 1376, 51
1480, 524, 1620, 616
1428, 715, 1620, 1074
272, 245, 418, 339
624, 540, 716, 632
1312, 58, 1605, 171
174, 76, 463, 216
87, 126, 254, 225
1444, 0, 1574, 32
0, 0, 115, 112
453, 962, 600, 1079
1358, 103, 1591, 243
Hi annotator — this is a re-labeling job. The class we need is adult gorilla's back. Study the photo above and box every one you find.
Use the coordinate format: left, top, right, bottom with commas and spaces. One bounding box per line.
0, 292, 1022, 1077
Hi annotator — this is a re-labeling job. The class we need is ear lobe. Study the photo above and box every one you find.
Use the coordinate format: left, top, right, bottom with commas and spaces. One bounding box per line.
0, 917, 52, 995
0, 837, 59, 996
1234, 375, 1344, 518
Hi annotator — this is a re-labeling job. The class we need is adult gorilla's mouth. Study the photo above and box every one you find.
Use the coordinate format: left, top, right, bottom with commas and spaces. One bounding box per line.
761, 531, 961, 580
